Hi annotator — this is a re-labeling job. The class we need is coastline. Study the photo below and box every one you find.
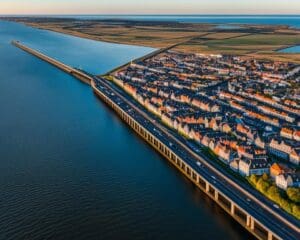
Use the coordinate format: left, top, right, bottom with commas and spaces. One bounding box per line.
16, 20, 197, 49
20, 21, 146, 47
3, 17, 300, 63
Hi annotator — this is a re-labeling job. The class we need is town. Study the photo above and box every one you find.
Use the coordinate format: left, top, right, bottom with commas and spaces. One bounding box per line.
112, 50, 300, 216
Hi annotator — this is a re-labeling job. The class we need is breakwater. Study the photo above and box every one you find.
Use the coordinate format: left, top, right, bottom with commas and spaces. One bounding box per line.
12, 41, 299, 240
12, 40, 93, 85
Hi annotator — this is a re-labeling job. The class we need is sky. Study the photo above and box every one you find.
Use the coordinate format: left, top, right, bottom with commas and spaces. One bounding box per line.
1, 0, 300, 15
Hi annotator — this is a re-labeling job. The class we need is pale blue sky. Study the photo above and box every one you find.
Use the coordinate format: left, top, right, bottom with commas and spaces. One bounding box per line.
1, 0, 300, 14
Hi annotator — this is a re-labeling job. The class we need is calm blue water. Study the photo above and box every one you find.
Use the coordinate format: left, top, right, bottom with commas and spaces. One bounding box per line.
279, 45, 300, 53
214, 24, 242, 30
0, 21, 153, 75
14, 15, 300, 28
0, 21, 252, 239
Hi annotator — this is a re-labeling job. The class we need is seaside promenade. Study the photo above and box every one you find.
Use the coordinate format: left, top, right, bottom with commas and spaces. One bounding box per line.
12, 41, 300, 240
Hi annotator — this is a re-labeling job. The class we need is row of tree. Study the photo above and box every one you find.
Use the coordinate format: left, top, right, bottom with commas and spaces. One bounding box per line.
248, 174, 300, 219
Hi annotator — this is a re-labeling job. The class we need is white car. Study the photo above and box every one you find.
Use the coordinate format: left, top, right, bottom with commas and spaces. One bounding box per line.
273, 204, 280, 209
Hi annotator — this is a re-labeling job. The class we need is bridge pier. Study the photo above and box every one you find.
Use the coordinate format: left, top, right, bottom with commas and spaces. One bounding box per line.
247, 215, 251, 228
250, 216, 255, 230
205, 182, 209, 192
215, 191, 219, 201
231, 203, 235, 215
268, 232, 273, 240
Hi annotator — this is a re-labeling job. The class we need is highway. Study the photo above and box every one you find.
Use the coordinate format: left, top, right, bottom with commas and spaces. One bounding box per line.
93, 76, 300, 240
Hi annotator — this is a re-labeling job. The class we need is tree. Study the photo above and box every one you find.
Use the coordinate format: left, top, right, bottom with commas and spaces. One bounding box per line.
267, 186, 281, 202
279, 198, 292, 214
291, 204, 300, 220
256, 178, 270, 193
287, 187, 300, 203
249, 174, 258, 186
262, 173, 269, 181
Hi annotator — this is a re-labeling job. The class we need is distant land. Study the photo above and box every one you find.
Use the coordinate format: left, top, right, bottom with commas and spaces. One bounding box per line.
2, 16, 300, 63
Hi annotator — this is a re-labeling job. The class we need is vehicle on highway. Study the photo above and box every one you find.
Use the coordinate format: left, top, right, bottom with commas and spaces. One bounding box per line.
273, 204, 280, 209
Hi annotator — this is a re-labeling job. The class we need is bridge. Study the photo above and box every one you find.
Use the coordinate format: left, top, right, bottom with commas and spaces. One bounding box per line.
12, 41, 300, 240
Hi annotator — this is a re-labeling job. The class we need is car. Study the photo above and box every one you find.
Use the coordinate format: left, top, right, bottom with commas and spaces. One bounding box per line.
196, 161, 201, 166
211, 176, 216, 180
273, 204, 280, 209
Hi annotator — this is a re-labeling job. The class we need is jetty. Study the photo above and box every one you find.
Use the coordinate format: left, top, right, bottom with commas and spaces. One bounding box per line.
12, 40, 93, 85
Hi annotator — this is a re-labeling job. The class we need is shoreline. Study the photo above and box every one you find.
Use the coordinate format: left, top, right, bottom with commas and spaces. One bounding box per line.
13, 19, 196, 49
2, 17, 300, 64
20, 21, 153, 48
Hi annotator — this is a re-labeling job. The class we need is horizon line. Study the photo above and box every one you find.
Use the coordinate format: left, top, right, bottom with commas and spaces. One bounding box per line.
1, 13, 300, 16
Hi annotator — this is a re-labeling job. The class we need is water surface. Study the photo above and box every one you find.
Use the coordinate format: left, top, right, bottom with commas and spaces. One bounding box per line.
1, 21, 153, 75
279, 45, 300, 53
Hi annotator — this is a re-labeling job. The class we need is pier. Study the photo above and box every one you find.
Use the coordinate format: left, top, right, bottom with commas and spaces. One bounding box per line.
12, 40, 93, 85
12, 41, 300, 240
